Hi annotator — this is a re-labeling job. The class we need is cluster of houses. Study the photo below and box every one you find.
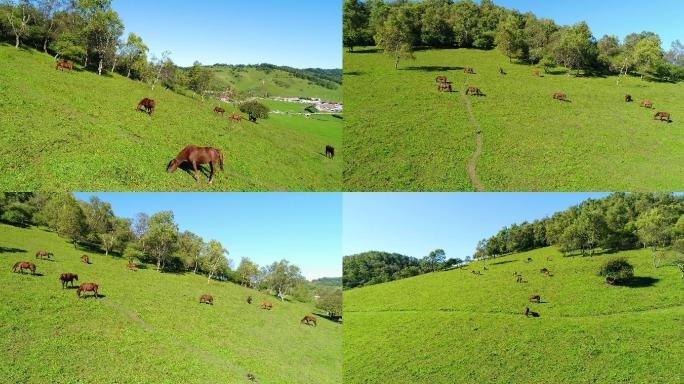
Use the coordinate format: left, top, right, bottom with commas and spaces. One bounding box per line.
271, 96, 343, 113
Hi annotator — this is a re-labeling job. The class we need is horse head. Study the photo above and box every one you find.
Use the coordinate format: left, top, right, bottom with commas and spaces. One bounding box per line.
166, 159, 180, 173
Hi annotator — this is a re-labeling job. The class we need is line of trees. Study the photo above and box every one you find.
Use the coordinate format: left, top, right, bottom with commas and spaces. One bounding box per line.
0, 193, 343, 304
343, 0, 684, 80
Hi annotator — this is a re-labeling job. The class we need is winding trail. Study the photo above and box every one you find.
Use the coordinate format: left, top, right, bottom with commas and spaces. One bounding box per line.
459, 78, 484, 192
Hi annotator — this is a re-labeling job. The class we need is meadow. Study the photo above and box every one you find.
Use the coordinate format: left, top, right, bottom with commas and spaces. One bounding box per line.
0, 223, 341, 383
0, 44, 341, 191
343, 47, 684, 191
343, 247, 683, 383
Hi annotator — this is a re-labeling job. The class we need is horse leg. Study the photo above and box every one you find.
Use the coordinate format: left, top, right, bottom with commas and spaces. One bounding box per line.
209, 162, 214, 184
192, 162, 199, 182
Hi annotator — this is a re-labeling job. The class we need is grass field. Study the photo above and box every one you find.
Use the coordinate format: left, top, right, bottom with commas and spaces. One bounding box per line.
0, 223, 341, 384
210, 66, 342, 102
0, 44, 341, 191
343, 47, 684, 191
343, 247, 683, 383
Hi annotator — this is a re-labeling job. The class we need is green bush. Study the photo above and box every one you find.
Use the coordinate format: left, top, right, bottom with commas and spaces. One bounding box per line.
598, 257, 634, 284
239, 101, 270, 119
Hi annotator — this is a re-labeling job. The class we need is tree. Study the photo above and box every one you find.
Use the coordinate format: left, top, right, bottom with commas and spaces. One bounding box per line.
553, 22, 598, 75
120, 32, 147, 78
495, 13, 526, 63
671, 239, 684, 279
236, 257, 259, 288
636, 207, 675, 267
55, 194, 86, 247
188, 61, 213, 100
143, 211, 179, 272
37, 0, 67, 52
343, 0, 370, 52
450, 0, 480, 48
0, 201, 32, 226
425, 248, 446, 272
375, 6, 416, 69
239, 100, 270, 119
177, 230, 204, 273
77, 0, 123, 75
203, 239, 230, 282
316, 287, 342, 320
149, 50, 171, 90
263, 260, 305, 301
598, 258, 634, 285
3, 0, 33, 49
576, 208, 608, 255
419, 0, 453, 47
99, 216, 131, 256
81, 195, 114, 244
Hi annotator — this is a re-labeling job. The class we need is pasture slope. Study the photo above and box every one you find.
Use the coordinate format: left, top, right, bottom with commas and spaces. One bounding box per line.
0, 223, 341, 384
344, 47, 684, 191
0, 44, 341, 191
344, 247, 683, 384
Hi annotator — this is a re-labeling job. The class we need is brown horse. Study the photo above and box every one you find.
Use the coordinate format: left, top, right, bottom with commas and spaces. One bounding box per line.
60, 273, 78, 289
301, 315, 317, 326
136, 98, 156, 115
230, 114, 242, 122
529, 295, 541, 303
166, 145, 224, 183
435, 75, 447, 83
437, 82, 452, 92
641, 100, 654, 109
56, 60, 73, 71
325, 145, 335, 159
81, 255, 90, 264
533, 70, 541, 77
127, 261, 137, 271
466, 86, 483, 96
654, 112, 671, 122
523, 306, 530, 316
553, 92, 568, 101
464, 67, 475, 74
35, 250, 54, 260
247, 296, 252, 304
76, 283, 99, 298
199, 294, 214, 305
625, 94, 633, 102
11, 262, 36, 274
260, 302, 273, 310
213, 107, 225, 116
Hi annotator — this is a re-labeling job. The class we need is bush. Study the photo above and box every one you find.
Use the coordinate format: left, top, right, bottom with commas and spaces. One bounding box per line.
1, 203, 32, 227
239, 101, 270, 119
598, 257, 634, 284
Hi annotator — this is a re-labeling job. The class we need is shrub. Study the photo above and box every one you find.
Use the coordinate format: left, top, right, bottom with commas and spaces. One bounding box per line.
239, 101, 270, 119
598, 257, 634, 284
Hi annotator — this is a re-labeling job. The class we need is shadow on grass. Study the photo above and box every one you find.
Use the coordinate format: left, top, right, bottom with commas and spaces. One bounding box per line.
403, 65, 465, 72
489, 260, 515, 266
78, 294, 107, 299
348, 48, 381, 54
0, 247, 27, 254
620, 276, 659, 288
344, 71, 365, 76
179, 162, 214, 182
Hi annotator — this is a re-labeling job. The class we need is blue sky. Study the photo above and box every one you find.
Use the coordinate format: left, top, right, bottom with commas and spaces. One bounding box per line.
73, 193, 342, 280
343, 193, 609, 260
112, 0, 342, 68
488, 0, 681, 49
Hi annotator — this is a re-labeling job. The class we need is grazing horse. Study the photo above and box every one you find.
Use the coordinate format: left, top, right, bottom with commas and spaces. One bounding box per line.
435, 75, 447, 83
526, 257, 533, 262
166, 145, 224, 183
229, 114, 242, 122
11, 262, 36, 274
529, 295, 541, 303
499, 68, 506, 75
466, 86, 483, 96
213, 107, 225, 116
654, 112, 671, 122
246, 373, 257, 382
540, 268, 550, 274
81, 255, 90, 264
640, 100, 654, 109
533, 70, 541, 77
248, 113, 258, 123
56, 60, 73, 71
471, 270, 482, 275
136, 98, 156, 115
516, 276, 526, 284
199, 294, 214, 305
260, 302, 273, 310
483, 266, 489, 271
76, 283, 99, 298
127, 261, 136, 271
301, 315, 317, 326
60, 273, 78, 288
625, 94, 633, 102
325, 145, 335, 159
247, 296, 252, 304
553, 92, 567, 101
35, 250, 54, 260
464, 67, 475, 74
437, 82, 452, 92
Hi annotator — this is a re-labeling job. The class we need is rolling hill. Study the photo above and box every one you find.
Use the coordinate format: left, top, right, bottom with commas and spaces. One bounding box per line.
343, 246, 683, 383
0, 44, 341, 191
343, 47, 684, 191
0, 223, 341, 383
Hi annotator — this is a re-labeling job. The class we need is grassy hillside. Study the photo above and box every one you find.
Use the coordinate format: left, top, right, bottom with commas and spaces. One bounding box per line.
343, 247, 683, 383
344, 47, 684, 191
209, 66, 342, 101
0, 223, 341, 383
0, 44, 341, 191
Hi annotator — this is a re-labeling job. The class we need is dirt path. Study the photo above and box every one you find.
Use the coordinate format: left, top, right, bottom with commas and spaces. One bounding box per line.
102, 299, 259, 383
459, 79, 485, 192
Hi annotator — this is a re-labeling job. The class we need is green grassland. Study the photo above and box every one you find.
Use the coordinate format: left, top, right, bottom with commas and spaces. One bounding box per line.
344, 47, 684, 191
0, 223, 341, 384
210, 66, 342, 102
0, 45, 341, 191
343, 247, 683, 383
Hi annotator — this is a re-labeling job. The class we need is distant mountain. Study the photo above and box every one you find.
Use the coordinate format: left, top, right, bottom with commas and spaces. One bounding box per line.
312, 277, 342, 287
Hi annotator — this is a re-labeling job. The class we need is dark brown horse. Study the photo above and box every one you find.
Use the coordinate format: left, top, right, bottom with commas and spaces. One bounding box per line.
35, 250, 54, 260
60, 273, 78, 288
166, 145, 224, 183
533, 70, 541, 77
437, 82, 452, 92
136, 98, 156, 115
247, 296, 252, 304
466, 86, 483, 96
260, 302, 272, 310
56, 60, 73, 71
77, 283, 99, 298
464, 67, 475, 74
654, 112, 671, 122
625, 94, 633, 102
213, 107, 225, 116
11, 262, 36, 274
435, 75, 447, 83
325, 145, 335, 159
301, 315, 317, 326
641, 100, 653, 109
529, 295, 541, 303
230, 114, 242, 122
81, 255, 90, 264
200, 294, 214, 305
553, 92, 568, 101
127, 261, 137, 271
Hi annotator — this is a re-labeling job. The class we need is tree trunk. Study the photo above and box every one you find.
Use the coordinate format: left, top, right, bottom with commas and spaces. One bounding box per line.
15, 35, 20, 49
127, 67, 132, 78
395, 56, 400, 70
98, 58, 103, 76
156, 257, 161, 272
105, 248, 109, 256
111, 56, 118, 73
43, 38, 49, 53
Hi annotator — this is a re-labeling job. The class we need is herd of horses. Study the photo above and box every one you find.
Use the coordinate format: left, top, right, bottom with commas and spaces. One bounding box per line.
12, 250, 319, 327
434, 66, 673, 123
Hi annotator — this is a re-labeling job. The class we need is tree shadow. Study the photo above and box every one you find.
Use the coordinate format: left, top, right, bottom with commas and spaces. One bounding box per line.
349, 48, 381, 54
403, 65, 465, 72
619, 276, 659, 288
490, 260, 515, 266
344, 71, 365, 76
0, 247, 26, 254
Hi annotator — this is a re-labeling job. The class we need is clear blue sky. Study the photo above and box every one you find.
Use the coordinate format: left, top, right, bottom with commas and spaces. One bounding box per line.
488, 0, 681, 49
73, 193, 342, 280
112, 0, 342, 68
343, 193, 609, 260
